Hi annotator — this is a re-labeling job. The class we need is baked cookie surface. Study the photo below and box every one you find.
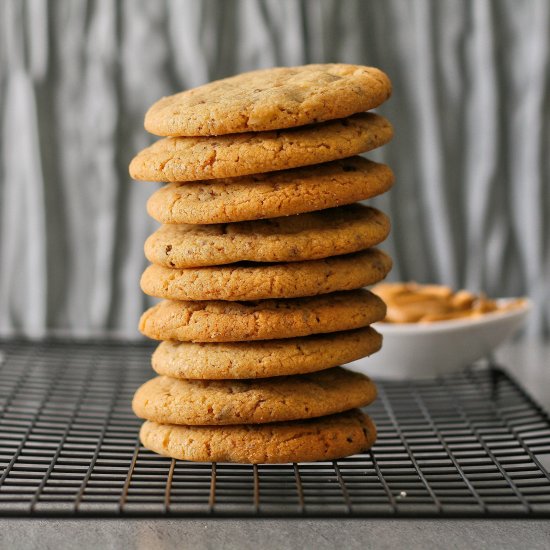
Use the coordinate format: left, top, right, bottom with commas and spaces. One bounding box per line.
139, 289, 386, 342
129, 113, 393, 182
145, 204, 390, 268
151, 327, 381, 379
144, 64, 391, 136
141, 249, 392, 301
146, 157, 394, 224
132, 367, 377, 425
139, 409, 377, 463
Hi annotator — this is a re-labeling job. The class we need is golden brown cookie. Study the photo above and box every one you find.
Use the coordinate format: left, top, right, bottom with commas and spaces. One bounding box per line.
129, 113, 393, 182
141, 249, 392, 301
151, 327, 381, 379
144, 64, 391, 136
145, 204, 390, 268
139, 409, 377, 463
146, 157, 394, 224
132, 367, 377, 425
139, 289, 386, 342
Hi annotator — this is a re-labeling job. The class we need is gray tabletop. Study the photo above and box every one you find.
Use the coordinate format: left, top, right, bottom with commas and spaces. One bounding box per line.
1, 339, 549, 550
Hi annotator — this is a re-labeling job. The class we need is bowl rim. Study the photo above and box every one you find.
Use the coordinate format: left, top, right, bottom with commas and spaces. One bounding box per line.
373, 297, 531, 334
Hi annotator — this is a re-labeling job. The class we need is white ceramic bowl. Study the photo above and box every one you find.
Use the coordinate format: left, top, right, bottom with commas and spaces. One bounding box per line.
345, 298, 531, 379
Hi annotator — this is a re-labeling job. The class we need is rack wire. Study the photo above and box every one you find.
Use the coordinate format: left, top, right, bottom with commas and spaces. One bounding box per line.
1, 339, 549, 518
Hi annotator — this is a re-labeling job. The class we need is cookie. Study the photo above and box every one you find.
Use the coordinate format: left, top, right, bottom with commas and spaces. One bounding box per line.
151, 327, 381, 379
147, 157, 394, 224
144, 64, 391, 136
139, 289, 386, 342
141, 249, 392, 301
139, 409, 377, 463
132, 367, 376, 425
129, 113, 393, 182
145, 204, 390, 268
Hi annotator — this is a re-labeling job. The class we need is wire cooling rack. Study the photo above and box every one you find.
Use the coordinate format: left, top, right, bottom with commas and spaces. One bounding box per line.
0, 339, 549, 518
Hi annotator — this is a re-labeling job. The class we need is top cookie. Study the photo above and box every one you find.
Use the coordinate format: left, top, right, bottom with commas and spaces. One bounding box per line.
129, 113, 393, 182
144, 64, 391, 136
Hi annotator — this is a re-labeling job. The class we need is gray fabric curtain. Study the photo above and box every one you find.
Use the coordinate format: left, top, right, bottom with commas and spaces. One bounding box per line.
1, 0, 549, 339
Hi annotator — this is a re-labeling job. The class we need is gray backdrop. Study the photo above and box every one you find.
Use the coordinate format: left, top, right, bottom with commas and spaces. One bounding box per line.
1, 0, 549, 339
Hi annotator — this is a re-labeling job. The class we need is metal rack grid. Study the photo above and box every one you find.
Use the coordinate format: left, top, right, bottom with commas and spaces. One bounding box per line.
1, 339, 549, 518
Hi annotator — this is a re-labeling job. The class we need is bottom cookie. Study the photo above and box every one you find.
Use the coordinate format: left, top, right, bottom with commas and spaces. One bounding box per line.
139, 409, 376, 464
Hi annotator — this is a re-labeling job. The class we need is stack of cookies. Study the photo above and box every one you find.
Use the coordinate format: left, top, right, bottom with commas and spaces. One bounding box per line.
129, 64, 394, 464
